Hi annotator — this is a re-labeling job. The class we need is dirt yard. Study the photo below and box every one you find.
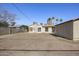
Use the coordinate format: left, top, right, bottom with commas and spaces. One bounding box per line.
0, 32, 79, 56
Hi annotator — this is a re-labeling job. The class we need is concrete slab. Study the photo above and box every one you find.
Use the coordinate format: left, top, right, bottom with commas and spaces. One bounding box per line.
0, 32, 79, 55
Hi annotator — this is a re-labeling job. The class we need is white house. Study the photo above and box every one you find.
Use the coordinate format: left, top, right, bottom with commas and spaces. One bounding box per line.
29, 22, 54, 33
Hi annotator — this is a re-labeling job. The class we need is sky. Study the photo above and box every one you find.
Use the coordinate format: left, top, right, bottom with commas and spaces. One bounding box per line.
0, 3, 79, 25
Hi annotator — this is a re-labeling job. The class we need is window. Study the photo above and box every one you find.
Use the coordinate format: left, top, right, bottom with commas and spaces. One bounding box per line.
38, 28, 41, 32
45, 27, 48, 32
52, 27, 55, 32
30, 27, 33, 31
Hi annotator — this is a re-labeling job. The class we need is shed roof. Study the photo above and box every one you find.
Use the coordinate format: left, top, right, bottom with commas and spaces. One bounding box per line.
55, 18, 79, 26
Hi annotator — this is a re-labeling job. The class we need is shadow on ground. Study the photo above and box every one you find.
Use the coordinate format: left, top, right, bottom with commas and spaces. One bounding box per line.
50, 33, 72, 40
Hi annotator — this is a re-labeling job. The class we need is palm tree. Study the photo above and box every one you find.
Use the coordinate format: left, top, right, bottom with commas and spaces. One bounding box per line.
48, 18, 51, 21
55, 18, 59, 25
60, 18, 63, 22
56, 18, 58, 21
52, 17, 55, 20
47, 18, 52, 25
51, 17, 55, 25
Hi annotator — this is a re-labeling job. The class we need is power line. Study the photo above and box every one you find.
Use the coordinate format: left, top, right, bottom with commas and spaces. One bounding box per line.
11, 3, 33, 22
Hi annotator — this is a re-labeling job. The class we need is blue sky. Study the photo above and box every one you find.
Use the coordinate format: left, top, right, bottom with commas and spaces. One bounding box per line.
0, 3, 79, 25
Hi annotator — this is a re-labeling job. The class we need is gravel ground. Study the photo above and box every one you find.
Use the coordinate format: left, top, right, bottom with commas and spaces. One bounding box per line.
0, 32, 79, 56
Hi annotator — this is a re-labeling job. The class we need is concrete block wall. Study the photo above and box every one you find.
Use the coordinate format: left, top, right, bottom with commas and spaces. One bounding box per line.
54, 20, 73, 40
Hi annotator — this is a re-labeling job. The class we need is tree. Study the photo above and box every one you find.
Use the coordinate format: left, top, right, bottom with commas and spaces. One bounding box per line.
20, 25, 29, 31
52, 17, 55, 20
47, 18, 52, 25
10, 22, 16, 26
55, 18, 58, 25
60, 18, 63, 22
48, 18, 51, 21
52, 17, 55, 25
0, 10, 16, 27
47, 17, 55, 25
56, 18, 58, 21
0, 21, 9, 27
47, 17, 63, 25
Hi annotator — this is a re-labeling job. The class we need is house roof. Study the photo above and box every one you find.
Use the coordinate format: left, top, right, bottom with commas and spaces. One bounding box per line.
73, 18, 79, 21
55, 18, 79, 26
43, 25, 54, 27
9, 25, 20, 28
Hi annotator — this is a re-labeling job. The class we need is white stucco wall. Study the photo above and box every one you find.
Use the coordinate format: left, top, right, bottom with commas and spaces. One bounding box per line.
48, 27, 52, 33
29, 24, 53, 33
41, 27, 45, 33
73, 20, 79, 41
41, 27, 53, 33
29, 24, 43, 33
